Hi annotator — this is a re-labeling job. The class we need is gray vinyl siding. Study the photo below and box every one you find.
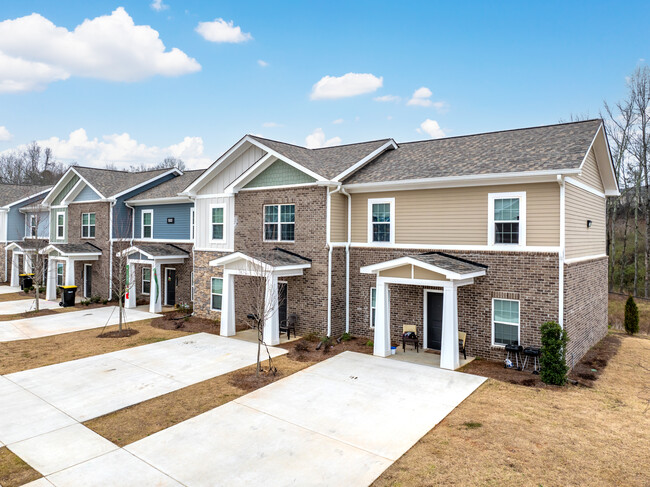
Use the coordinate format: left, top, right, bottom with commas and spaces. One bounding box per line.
50, 208, 68, 243
7, 195, 50, 241
73, 184, 101, 202
133, 203, 193, 240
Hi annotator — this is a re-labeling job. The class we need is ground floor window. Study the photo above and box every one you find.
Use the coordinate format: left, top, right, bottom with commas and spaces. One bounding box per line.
56, 262, 64, 286
492, 298, 520, 346
191, 271, 194, 301
211, 277, 223, 311
370, 287, 376, 328
142, 267, 151, 295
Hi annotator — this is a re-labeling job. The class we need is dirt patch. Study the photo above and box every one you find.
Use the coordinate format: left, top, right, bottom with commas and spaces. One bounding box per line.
279, 336, 373, 362
0, 292, 31, 303
0, 447, 41, 487
459, 358, 550, 388
97, 329, 139, 338
151, 311, 219, 334
568, 333, 622, 387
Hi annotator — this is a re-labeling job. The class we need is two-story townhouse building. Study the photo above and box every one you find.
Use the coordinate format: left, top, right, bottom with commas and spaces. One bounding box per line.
120, 170, 202, 313
186, 120, 616, 370
40, 166, 182, 302
0, 184, 52, 285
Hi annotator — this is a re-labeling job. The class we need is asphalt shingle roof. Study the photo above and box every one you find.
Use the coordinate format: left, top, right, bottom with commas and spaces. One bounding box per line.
131, 244, 189, 257
344, 120, 603, 184
410, 252, 487, 276
249, 136, 393, 180
48, 243, 102, 255
73, 167, 174, 198
248, 248, 312, 268
126, 170, 204, 202
0, 184, 51, 207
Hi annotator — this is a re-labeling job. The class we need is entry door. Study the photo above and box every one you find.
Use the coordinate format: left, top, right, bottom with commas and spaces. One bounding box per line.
277, 282, 288, 325
426, 291, 443, 350
166, 269, 176, 306
84, 264, 92, 298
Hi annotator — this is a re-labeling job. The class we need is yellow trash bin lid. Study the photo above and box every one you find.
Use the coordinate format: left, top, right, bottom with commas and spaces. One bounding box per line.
59, 285, 78, 289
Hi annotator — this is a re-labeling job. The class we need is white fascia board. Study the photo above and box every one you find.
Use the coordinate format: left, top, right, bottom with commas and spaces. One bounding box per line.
224, 153, 275, 194
70, 167, 107, 201
343, 169, 579, 193
333, 140, 398, 181
42, 167, 78, 205
591, 125, 620, 195
60, 178, 86, 205
246, 136, 327, 182
565, 177, 606, 198
359, 255, 485, 280
110, 168, 181, 200
7, 187, 53, 209
126, 196, 192, 206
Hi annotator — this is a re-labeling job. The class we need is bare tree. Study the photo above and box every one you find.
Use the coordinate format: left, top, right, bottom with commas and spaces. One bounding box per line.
0, 142, 67, 185
106, 208, 135, 334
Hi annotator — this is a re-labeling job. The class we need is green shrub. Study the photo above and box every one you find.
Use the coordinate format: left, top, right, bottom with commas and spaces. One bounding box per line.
540, 321, 569, 385
320, 336, 332, 354
303, 332, 320, 343
102, 299, 108, 305
624, 296, 640, 335
366, 340, 374, 347
91, 295, 101, 304
340, 332, 352, 341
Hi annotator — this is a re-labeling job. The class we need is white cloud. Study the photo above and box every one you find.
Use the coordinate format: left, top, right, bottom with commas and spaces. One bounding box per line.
305, 128, 341, 149
0, 8, 200, 93
373, 94, 400, 103
150, 0, 168, 11
2, 128, 211, 169
195, 18, 252, 43
257, 59, 269, 67
262, 122, 281, 128
407, 87, 433, 106
332, 118, 344, 125
0, 126, 13, 141
310, 73, 382, 100
417, 119, 446, 139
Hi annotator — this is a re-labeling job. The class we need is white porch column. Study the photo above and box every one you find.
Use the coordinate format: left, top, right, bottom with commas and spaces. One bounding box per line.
64, 259, 75, 286
263, 274, 280, 346
125, 263, 136, 309
149, 262, 162, 313
46, 258, 56, 301
373, 279, 391, 357
440, 283, 460, 370
220, 271, 236, 337
10, 252, 19, 287
24, 254, 33, 273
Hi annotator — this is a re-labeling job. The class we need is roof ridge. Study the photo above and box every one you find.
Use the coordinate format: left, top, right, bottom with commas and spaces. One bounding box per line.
73, 165, 174, 174
250, 134, 392, 152
248, 135, 311, 151
428, 251, 489, 269
272, 247, 312, 262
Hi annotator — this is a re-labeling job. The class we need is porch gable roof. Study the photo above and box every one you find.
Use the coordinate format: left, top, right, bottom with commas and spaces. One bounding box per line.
117, 243, 189, 260
210, 248, 311, 272
360, 252, 487, 281
40, 242, 102, 257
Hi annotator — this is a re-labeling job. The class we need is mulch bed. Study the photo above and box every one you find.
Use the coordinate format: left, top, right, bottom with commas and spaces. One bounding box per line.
150, 311, 219, 334
97, 329, 140, 338
278, 335, 374, 362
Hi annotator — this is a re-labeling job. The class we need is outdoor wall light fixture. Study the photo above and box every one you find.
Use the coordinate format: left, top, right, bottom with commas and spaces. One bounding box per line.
167, 217, 175, 224
587, 219, 592, 228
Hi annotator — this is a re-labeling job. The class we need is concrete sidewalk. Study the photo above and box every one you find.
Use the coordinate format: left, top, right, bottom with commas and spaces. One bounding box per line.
0, 299, 59, 315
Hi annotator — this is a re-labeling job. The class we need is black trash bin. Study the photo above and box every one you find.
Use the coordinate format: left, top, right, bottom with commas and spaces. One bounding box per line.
59, 285, 77, 307
23, 276, 33, 289
19, 273, 27, 289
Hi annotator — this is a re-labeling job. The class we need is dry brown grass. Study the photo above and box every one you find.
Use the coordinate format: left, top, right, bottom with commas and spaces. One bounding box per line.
0, 293, 31, 303
0, 447, 41, 487
0, 319, 189, 375
84, 355, 315, 447
609, 292, 650, 334
372, 333, 650, 487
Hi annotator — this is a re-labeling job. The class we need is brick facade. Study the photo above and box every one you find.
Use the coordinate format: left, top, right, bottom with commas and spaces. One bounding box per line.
563, 256, 608, 368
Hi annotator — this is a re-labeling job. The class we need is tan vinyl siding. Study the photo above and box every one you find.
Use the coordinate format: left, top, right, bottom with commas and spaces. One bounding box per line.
330, 191, 348, 242
575, 149, 604, 192
350, 183, 560, 247
565, 183, 606, 259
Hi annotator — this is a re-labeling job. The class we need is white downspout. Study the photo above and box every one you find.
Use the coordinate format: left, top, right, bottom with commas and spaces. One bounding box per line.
341, 186, 352, 334
109, 200, 115, 300
558, 175, 565, 329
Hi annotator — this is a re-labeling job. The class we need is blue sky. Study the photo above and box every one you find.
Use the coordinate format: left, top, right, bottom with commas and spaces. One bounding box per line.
0, 0, 648, 169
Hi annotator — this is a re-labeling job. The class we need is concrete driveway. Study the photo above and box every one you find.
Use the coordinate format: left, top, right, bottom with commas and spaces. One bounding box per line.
0, 305, 158, 342
0, 285, 22, 294
0, 298, 59, 315
46, 351, 485, 486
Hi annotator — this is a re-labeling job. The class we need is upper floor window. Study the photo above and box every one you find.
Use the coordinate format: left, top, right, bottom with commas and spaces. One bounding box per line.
492, 298, 520, 346
488, 192, 526, 246
190, 208, 195, 241
142, 210, 153, 239
81, 213, 95, 238
211, 206, 224, 241
264, 204, 295, 242
56, 212, 65, 239
28, 215, 37, 238
368, 198, 395, 244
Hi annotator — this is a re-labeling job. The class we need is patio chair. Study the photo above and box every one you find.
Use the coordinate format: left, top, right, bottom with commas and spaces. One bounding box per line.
280, 313, 297, 340
402, 324, 419, 353
458, 332, 468, 360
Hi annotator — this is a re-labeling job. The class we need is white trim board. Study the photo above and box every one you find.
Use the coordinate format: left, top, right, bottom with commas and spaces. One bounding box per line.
565, 177, 606, 198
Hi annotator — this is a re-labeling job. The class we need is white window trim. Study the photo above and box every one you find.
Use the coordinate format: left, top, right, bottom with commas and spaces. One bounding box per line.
141, 209, 154, 240
263, 204, 295, 243
81, 212, 96, 239
491, 297, 521, 347
370, 287, 376, 328
211, 277, 223, 312
209, 204, 226, 243
190, 271, 194, 301
190, 207, 195, 242
142, 267, 151, 295
56, 262, 64, 286
487, 192, 526, 247
83, 264, 92, 298
27, 214, 37, 238
56, 211, 65, 240
367, 198, 395, 245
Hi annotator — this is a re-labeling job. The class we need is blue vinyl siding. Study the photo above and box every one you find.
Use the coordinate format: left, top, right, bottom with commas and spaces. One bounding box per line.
7, 195, 49, 241
134, 203, 193, 240
73, 184, 101, 202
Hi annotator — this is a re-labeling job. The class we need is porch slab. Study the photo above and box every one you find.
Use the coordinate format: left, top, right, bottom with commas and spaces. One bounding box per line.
0, 299, 59, 315
0, 285, 22, 294
390, 347, 474, 369
232, 327, 299, 345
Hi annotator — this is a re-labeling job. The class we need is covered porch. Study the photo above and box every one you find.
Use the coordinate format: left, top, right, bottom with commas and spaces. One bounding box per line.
209, 248, 311, 346
118, 244, 190, 314
40, 243, 102, 301
6, 240, 47, 287
360, 252, 487, 371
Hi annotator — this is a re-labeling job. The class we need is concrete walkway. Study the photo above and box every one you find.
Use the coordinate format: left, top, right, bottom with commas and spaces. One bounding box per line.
0, 298, 59, 315
0, 305, 159, 342
0, 333, 287, 482
0, 285, 22, 294
45, 351, 485, 486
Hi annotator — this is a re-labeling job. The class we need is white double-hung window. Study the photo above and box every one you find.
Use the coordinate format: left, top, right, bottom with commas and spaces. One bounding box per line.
142, 268, 151, 295
56, 211, 65, 240
264, 204, 295, 242
368, 198, 395, 244
81, 213, 95, 238
211, 277, 223, 311
492, 298, 520, 346
210, 205, 225, 241
370, 288, 376, 328
28, 215, 37, 238
142, 210, 153, 239
488, 192, 526, 246
56, 262, 64, 286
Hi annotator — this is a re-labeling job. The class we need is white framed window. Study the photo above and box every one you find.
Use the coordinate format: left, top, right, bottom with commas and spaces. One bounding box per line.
370, 287, 376, 328
28, 215, 37, 238
190, 271, 194, 301
210, 205, 225, 242
492, 298, 520, 346
142, 267, 151, 295
488, 192, 526, 246
368, 198, 395, 244
56, 262, 64, 286
211, 277, 223, 311
190, 207, 195, 241
263, 204, 295, 242
81, 213, 95, 238
56, 211, 65, 240
142, 210, 153, 239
